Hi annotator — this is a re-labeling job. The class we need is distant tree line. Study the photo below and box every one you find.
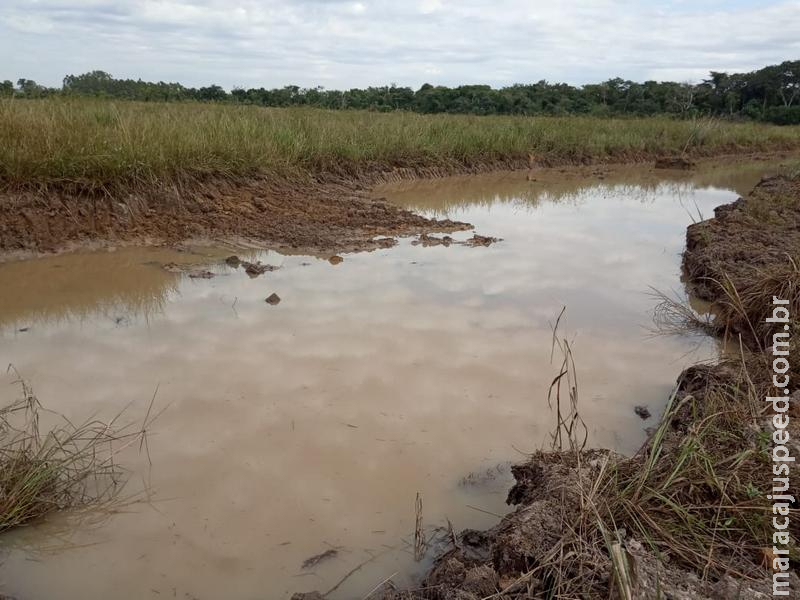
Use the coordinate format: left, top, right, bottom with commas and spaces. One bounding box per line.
2, 60, 798, 124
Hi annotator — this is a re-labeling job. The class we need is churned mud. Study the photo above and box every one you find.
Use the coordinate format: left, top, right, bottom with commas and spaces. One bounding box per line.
0, 152, 793, 259
0, 178, 470, 256
290, 173, 800, 599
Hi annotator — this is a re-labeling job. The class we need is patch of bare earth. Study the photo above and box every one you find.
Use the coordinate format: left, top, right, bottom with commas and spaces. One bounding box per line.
0, 178, 471, 256
684, 174, 800, 301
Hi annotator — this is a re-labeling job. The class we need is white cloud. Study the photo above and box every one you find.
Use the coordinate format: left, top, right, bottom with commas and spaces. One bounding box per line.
418, 0, 443, 14
348, 2, 367, 15
1, 0, 798, 89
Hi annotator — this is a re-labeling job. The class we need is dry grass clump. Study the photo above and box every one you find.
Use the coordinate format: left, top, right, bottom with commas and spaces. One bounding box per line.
511, 327, 791, 598
611, 361, 778, 569
593, 254, 799, 595
655, 258, 800, 366
0, 370, 149, 533
712, 261, 800, 350
679, 173, 800, 368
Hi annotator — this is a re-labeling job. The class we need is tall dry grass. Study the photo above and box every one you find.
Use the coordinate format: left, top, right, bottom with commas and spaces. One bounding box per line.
1, 98, 799, 191
521, 268, 799, 598
657, 258, 800, 376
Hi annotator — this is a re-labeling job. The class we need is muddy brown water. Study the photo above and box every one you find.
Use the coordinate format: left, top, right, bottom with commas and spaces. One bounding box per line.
0, 158, 791, 599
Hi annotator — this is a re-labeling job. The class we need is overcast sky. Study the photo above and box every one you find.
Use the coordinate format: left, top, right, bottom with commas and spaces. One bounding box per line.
2, 0, 799, 90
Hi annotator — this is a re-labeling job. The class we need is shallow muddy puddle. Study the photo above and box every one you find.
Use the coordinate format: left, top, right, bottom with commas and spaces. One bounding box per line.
0, 158, 790, 599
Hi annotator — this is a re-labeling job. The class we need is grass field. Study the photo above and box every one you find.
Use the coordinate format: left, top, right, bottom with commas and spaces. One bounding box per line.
2, 98, 800, 190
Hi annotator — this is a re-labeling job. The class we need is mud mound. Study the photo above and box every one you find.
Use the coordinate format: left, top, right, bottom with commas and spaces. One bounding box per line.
684, 174, 800, 301
0, 178, 470, 255
349, 435, 796, 600
683, 173, 800, 377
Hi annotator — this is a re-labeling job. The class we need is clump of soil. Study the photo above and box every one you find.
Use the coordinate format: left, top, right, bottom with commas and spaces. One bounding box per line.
242, 261, 279, 277
412, 234, 454, 247
465, 234, 500, 247
0, 177, 471, 256
410, 233, 501, 248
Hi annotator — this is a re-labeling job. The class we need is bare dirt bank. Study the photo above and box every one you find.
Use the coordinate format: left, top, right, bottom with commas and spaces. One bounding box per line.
0, 151, 796, 259
685, 174, 800, 301
292, 174, 800, 599
0, 178, 471, 257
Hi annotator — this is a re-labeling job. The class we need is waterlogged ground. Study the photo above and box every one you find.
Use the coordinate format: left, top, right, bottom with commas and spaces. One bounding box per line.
0, 158, 789, 599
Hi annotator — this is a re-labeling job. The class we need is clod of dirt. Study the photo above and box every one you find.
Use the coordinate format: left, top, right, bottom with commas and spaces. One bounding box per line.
300, 548, 338, 570
187, 270, 215, 279
654, 156, 696, 170
265, 293, 281, 306
224, 255, 241, 267
465, 234, 500, 247
634, 405, 651, 420
241, 261, 278, 277
412, 233, 453, 247
411, 233, 500, 248
328, 255, 343, 265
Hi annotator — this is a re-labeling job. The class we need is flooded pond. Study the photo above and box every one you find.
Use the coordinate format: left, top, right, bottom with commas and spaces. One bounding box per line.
0, 159, 788, 599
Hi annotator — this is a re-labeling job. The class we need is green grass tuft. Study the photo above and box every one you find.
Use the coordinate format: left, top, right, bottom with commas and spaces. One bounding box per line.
0, 369, 150, 533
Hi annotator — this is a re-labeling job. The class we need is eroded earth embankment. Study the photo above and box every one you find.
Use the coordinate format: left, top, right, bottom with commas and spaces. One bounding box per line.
0, 178, 471, 257
0, 151, 794, 259
291, 175, 800, 600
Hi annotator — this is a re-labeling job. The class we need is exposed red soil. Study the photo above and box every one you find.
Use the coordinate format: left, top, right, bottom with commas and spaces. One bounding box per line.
0, 177, 470, 257
0, 150, 793, 259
